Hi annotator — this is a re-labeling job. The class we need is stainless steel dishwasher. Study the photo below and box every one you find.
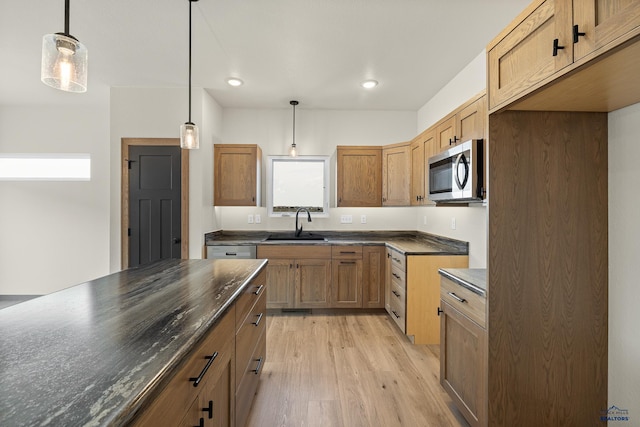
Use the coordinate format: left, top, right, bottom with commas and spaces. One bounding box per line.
206, 245, 257, 259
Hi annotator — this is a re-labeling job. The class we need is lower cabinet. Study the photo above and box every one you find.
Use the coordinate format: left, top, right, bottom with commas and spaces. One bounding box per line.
132, 270, 267, 427
439, 275, 487, 427
258, 245, 331, 309
384, 249, 469, 344
131, 306, 236, 427
331, 246, 363, 308
235, 269, 267, 427
362, 246, 385, 308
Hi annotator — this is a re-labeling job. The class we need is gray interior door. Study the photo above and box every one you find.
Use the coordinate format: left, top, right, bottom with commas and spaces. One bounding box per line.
129, 145, 181, 268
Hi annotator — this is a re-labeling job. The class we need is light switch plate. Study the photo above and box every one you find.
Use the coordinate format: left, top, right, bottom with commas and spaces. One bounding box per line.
255, 214, 261, 224
340, 215, 353, 224
248, 214, 254, 224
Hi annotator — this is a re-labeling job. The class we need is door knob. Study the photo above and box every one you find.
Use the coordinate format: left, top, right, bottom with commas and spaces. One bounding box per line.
172, 238, 181, 244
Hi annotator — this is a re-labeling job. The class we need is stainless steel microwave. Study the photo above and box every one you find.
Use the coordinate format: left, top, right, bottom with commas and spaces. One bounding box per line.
428, 139, 484, 203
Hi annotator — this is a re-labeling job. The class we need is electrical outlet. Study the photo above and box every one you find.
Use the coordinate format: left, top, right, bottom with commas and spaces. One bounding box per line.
451, 217, 456, 230
361, 215, 367, 224
248, 214, 254, 224
340, 215, 353, 224
255, 214, 261, 224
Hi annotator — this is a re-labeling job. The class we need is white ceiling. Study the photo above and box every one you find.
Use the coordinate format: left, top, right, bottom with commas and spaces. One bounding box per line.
0, 0, 530, 111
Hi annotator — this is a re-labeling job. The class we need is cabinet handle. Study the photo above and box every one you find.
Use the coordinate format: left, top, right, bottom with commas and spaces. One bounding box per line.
552, 38, 565, 56
340, 261, 356, 265
391, 310, 400, 319
392, 257, 401, 263
340, 251, 356, 254
290, 263, 293, 269
202, 400, 213, 420
447, 292, 467, 304
252, 357, 264, 375
189, 352, 219, 387
253, 312, 264, 327
392, 272, 401, 279
437, 307, 443, 316
573, 24, 586, 43
392, 290, 400, 298
195, 417, 204, 427
254, 284, 264, 295
225, 252, 237, 256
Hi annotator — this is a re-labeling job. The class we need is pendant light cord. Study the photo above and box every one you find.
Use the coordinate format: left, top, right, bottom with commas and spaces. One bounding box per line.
64, 0, 70, 35
188, 0, 193, 123
292, 103, 296, 146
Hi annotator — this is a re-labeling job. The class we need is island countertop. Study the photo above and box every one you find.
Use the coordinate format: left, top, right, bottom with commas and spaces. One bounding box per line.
0, 258, 268, 427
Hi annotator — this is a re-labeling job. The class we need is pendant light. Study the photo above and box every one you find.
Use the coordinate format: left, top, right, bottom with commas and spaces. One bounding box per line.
289, 100, 299, 157
41, 0, 88, 93
180, 0, 200, 149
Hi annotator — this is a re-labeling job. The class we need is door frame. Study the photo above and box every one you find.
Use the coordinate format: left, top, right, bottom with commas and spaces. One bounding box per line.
121, 138, 189, 269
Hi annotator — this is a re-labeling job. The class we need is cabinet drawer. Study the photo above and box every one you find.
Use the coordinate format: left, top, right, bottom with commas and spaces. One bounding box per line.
331, 245, 363, 259
441, 276, 486, 328
236, 327, 266, 427
236, 290, 266, 389
390, 264, 406, 290
132, 306, 235, 426
390, 280, 405, 306
235, 269, 266, 332
257, 245, 331, 259
388, 249, 406, 271
389, 293, 406, 334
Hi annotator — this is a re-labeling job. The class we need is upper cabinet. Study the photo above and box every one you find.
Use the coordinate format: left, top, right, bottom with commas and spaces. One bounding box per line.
573, 0, 640, 61
436, 94, 487, 151
410, 129, 436, 206
336, 146, 382, 207
488, 0, 573, 110
214, 144, 262, 206
488, 0, 640, 111
382, 142, 411, 206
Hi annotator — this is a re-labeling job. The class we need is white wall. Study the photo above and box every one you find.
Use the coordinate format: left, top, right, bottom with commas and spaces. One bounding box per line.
0, 105, 110, 295
216, 108, 417, 231
608, 102, 640, 415
415, 50, 488, 268
109, 87, 222, 270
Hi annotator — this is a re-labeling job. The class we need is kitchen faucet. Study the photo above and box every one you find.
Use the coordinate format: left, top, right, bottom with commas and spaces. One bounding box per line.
295, 208, 312, 237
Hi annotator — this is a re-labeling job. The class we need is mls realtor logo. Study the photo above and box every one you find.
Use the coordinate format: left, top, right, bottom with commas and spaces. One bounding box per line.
601, 405, 630, 422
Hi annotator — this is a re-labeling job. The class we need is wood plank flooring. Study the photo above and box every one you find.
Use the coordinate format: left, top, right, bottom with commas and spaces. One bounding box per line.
245, 310, 469, 427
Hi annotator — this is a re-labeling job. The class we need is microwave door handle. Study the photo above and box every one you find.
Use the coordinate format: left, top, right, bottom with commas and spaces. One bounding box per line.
454, 153, 469, 189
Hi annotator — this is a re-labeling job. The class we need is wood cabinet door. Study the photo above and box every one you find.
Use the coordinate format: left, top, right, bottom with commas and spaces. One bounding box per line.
382, 143, 410, 206
410, 139, 425, 206
295, 259, 331, 308
487, 0, 573, 110
362, 246, 385, 309
331, 259, 363, 308
264, 258, 294, 309
440, 301, 486, 427
214, 144, 260, 206
420, 130, 437, 206
573, 0, 640, 61
336, 146, 382, 207
436, 115, 457, 151
456, 96, 486, 142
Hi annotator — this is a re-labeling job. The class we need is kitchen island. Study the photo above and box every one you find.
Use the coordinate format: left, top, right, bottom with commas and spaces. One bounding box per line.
0, 258, 267, 426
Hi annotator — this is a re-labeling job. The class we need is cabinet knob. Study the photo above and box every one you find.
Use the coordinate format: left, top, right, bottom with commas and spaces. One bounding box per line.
202, 400, 213, 419
573, 24, 586, 43
552, 38, 565, 56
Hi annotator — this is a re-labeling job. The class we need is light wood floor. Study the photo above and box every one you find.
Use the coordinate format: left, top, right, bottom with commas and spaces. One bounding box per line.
245, 310, 469, 427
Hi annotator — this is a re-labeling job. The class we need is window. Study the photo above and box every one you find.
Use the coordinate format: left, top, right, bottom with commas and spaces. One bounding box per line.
0, 154, 91, 181
267, 155, 330, 217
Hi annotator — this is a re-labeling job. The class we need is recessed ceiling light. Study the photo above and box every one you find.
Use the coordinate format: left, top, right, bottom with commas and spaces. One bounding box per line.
361, 80, 378, 89
226, 77, 244, 87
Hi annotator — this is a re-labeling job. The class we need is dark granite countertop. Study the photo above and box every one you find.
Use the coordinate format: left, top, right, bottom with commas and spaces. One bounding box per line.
0, 258, 268, 427
204, 230, 468, 256
438, 268, 487, 297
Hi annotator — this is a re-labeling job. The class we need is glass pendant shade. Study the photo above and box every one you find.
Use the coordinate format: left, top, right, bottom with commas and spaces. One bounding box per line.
289, 143, 298, 157
41, 33, 88, 93
180, 122, 199, 149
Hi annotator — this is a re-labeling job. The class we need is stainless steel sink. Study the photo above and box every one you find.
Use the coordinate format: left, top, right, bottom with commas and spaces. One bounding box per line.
265, 232, 326, 241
